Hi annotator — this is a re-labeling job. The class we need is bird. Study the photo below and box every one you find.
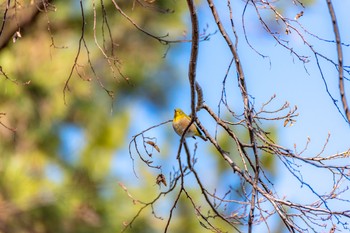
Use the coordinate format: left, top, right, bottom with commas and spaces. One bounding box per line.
172, 108, 207, 141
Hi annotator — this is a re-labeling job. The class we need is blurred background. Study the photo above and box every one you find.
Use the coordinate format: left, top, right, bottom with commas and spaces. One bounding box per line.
0, 0, 349, 232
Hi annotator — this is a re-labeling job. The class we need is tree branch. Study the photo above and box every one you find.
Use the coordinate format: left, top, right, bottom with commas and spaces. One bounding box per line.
325, 0, 350, 123
206, 1, 260, 232
185, 0, 199, 117
0, 0, 51, 50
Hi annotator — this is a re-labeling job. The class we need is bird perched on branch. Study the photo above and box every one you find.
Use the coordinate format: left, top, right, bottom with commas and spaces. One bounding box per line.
172, 108, 207, 141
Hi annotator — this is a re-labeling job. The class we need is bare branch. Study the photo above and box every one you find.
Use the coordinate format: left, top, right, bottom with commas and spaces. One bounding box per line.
325, 0, 350, 123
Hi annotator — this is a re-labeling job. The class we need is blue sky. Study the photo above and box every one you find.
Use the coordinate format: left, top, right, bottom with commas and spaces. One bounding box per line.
161, 0, 350, 231
109, 0, 350, 231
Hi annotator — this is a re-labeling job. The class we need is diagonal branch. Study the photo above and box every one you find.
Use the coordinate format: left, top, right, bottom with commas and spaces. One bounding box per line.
0, 0, 52, 50
325, 0, 350, 123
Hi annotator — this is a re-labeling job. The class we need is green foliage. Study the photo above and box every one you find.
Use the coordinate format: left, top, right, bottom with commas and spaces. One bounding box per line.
0, 1, 186, 232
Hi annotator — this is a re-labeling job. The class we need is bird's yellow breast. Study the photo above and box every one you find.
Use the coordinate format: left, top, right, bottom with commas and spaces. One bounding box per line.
173, 115, 195, 137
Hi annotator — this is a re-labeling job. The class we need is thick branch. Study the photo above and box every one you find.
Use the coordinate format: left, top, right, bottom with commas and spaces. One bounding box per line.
325, 0, 350, 123
0, 1, 50, 50
186, 0, 199, 116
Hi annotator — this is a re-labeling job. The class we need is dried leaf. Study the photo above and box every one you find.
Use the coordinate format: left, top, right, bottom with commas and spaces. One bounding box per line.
12, 31, 22, 43
329, 224, 336, 233
285, 27, 291, 35
284, 118, 296, 127
156, 174, 167, 187
146, 140, 160, 153
295, 11, 304, 20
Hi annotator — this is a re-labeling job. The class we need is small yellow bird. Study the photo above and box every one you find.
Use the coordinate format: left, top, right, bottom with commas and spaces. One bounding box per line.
172, 108, 207, 141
